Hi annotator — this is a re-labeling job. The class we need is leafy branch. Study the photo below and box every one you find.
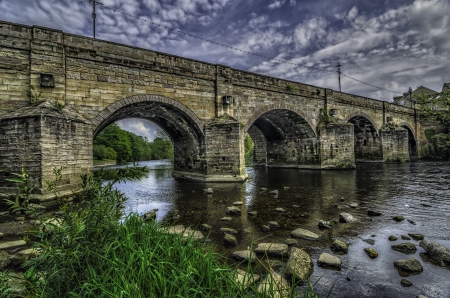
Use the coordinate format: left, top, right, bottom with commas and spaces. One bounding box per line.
4, 167, 37, 215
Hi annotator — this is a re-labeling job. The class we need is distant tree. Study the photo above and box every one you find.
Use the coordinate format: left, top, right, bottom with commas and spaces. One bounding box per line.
244, 134, 254, 166
95, 124, 132, 163
417, 90, 450, 158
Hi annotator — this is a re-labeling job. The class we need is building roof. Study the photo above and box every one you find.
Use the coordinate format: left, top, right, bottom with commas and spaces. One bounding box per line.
443, 83, 450, 92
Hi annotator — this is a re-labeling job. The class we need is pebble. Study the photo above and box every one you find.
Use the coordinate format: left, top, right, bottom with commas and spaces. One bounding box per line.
200, 224, 211, 231
364, 247, 378, 259
268, 221, 280, 228
274, 208, 285, 213
401, 279, 412, 287
220, 228, 238, 234
247, 211, 257, 216
233, 201, 243, 206
401, 235, 411, 240
261, 225, 270, 232
223, 234, 238, 246
317, 252, 342, 269
220, 217, 232, 221
284, 239, 298, 246
389, 235, 398, 241
393, 216, 404, 222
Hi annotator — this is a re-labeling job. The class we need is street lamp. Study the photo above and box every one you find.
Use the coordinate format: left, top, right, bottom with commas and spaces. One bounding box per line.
336, 62, 341, 92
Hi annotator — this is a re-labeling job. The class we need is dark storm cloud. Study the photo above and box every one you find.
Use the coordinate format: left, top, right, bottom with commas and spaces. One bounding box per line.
1, 0, 449, 101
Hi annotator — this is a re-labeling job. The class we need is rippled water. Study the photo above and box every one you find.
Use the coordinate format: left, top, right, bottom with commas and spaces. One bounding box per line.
107, 160, 450, 298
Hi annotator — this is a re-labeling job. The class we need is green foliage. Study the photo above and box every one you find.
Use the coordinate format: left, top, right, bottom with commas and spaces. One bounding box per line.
94, 124, 133, 163
244, 134, 254, 166
27, 84, 42, 104
93, 144, 117, 160
417, 90, 450, 158
52, 100, 66, 111
149, 130, 174, 161
286, 83, 295, 92
4, 167, 37, 215
317, 109, 336, 131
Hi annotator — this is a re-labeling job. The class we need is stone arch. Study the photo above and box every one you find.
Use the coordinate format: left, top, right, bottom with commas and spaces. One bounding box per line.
92, 94, 204, 137
399, 122, 418, 158
345, 112, 379, 133
346, 112, 382, 161
92, 94, 206, 175
244, 103, 317, 136
244, 103, 318, 167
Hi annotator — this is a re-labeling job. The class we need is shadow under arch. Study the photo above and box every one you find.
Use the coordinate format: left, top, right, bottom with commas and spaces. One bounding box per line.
244, 103, 319, 168
92, 94, 206, 175
399, 122, 418, 158
346, 112, 382, 161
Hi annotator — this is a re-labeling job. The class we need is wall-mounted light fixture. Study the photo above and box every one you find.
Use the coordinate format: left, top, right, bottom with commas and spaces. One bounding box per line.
222, 95, 232, 107
40, 73, 55, 88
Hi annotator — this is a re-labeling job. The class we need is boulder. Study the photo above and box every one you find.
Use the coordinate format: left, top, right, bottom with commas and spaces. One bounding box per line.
331, 240, 349, 254
220, 217, 232, 221
247, 211, 257, 216
318, 220, 331, 229
254, 243, 288, 257
232, 250, 256, 263
364, 248, 379, 259
223, 234, 238, 246
408, 233, 424, 241
392, 243, 417, 254
257, 270, 290, 298
226, 206, 241, 215
269, 190, 279, 195
233, 269, 260, 290
339, 212, 358, 223
419, 240, 450, 266
317, 253, 342, 269
291, 228, 319, 241
284, 248, 313, 282
394, 258, 423, 273
0, 251, 10, 270
389, 235, 398, 241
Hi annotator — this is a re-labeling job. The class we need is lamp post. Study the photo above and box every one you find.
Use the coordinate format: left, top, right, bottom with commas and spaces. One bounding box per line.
336, 62, 341, 92
89, 0, 103, 38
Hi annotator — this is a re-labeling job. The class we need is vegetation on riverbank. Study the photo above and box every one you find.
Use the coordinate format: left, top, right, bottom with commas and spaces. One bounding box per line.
418, 90, 450, 159
0, 167, 330, 298
94, 123, 174, 163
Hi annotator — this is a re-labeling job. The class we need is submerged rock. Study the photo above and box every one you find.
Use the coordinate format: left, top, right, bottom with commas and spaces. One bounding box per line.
254, 243, 288, 257
318, 252, 342, 269
284, 247, 313, 281
394, 258, 423, 273
363, 239, 375, 245
419, 240, 450, 266
408, 233, 424, 241
393, 216, 405, 222
226, 206, 241, 215
143, 209, 157, 221
389, 235, 398, 241
401, 235, 411, 240
367, 210, 382, 216
284, 239, 298, 246
349, 202, 359, 208
391, 243, 417, 254
268, 221, 280, 228
291, 228, 319, 241
261, 225, 270, 232
220, 228, 238, 234
401, 279, 412, 287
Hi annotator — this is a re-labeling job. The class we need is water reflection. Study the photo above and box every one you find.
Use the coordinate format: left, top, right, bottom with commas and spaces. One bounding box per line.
107, 160, 450, 298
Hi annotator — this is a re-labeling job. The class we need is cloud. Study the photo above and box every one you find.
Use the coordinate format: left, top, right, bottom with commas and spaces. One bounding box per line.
347, 6, 358, 20
294, 17, 328, 49
268, 0, 285, 9
116, 118, 158, 141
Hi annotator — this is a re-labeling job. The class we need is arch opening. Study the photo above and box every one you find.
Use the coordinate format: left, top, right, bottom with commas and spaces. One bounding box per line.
348, 115, 382, 161
401, 125, 418, 159
247, 109, 318, 167
93, 100, 206, 175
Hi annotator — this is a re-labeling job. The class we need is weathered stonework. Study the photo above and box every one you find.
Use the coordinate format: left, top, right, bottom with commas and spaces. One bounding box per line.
0, 20, 437, 197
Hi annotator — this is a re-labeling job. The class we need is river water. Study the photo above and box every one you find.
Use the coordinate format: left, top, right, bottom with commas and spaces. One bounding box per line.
106, 160, 450, 298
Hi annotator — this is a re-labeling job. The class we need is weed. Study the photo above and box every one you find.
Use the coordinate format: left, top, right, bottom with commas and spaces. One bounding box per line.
27, 84, 43, 104
4, 167, 37, 215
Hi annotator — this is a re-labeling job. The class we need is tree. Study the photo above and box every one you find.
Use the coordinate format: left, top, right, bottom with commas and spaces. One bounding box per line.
417, 90, 450, 158
244, 134, 254, 166
95, 124, 132, 163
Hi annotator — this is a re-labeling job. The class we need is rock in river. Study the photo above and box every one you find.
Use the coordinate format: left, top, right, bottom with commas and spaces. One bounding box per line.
331, 240, 349, 254
318, 220, 332, 229
223, 234, 238, 246
268, 221, 280, 228
367, 210, 382, 216
233, 269, 260, 290
389, 235, 398, 241
391, 243, 417, 254
394, 258, 423, 273
419, 240, 450, 266
318, 253, 342, 269
339, 212, 358, 223
393, 216, 405, 222
226, 206, 241, 215
284, 247, 313, 281
254, 243, 288, 257
269, 190, 279, 195
257, 270, 290, 298
233, 250, 256, 263
408, 233, 424, 241
401, 279, 412, 287
364, 248, 379, 259
261, 225, 270, 232
220, 228, 238, 234
291, 228, 319, 241
285, 239, 298, 246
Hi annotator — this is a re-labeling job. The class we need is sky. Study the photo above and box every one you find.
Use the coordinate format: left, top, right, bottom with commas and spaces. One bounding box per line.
1, 0, 449, 139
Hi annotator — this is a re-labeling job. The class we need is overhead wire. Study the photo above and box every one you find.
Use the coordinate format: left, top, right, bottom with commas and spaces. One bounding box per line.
78, 0, 404, 94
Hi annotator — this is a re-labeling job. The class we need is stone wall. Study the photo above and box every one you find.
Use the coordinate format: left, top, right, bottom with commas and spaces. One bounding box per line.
247, 126, 267, 166
380, 126, 410, 162
319, 124, 355, 169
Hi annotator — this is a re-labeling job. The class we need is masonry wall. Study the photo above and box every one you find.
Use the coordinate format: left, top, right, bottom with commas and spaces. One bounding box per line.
319, 124, 355, 168
380, 127, 410, 162
247, 125, 267, 166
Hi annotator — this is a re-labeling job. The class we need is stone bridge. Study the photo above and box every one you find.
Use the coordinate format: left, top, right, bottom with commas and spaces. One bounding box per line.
0, 20, 435, 198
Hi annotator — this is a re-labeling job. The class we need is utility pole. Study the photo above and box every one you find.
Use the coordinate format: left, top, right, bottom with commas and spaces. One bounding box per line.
336, 62, 342, 92
89, 0, 103, 38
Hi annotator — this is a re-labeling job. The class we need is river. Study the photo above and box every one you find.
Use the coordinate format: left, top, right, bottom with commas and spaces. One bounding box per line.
105, 160, 450, 298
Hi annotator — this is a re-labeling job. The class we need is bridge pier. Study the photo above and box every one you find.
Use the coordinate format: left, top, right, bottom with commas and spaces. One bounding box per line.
380, 125, 410, 162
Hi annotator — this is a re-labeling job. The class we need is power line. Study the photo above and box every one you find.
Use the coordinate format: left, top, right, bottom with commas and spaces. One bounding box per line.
77, 0, 403, 94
